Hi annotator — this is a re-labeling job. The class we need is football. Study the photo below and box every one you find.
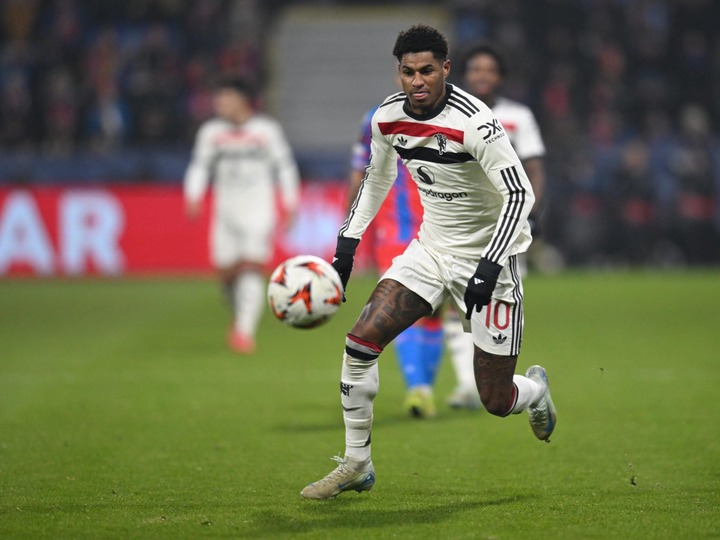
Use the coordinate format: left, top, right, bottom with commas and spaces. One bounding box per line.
267, 255, 344, 329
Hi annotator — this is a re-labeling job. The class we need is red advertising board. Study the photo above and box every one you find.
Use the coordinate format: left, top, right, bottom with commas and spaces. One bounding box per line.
0, 183, 367, 277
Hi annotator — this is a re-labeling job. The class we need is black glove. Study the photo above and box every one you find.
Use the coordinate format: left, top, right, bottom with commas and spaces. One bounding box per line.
332, 236, 359, 301
464, 258, 502, 320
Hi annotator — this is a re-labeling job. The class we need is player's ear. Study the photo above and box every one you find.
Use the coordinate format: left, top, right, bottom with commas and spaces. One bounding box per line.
443, 59, 451, 78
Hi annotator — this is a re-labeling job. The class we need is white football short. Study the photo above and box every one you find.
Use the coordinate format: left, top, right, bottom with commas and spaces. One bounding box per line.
210, 212, 274, 269
380, 239, 524, 356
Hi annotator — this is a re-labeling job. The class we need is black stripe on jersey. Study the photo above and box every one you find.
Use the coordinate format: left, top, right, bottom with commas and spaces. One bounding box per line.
451, 90, 481, 114
394, 146, 474, 164
485, 166, 526, 262
448, 93, 480, 118
447, 97, 476, 118
379, 92, 406, 109
509, 255, 524, 355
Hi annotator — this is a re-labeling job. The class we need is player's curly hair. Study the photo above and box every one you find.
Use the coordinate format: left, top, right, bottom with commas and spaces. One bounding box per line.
215, 75, 257, 99
459, 42, 507, 77
392, 24, 449, 62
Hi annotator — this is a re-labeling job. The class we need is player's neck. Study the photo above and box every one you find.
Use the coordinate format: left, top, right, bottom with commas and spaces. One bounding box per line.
232, 112, 253, 125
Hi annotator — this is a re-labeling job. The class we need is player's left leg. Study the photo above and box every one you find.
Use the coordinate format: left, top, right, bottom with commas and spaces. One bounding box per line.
301, 279, 433, 499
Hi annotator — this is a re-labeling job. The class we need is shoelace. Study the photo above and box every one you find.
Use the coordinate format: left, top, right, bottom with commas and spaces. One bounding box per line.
316, 455, 351, 484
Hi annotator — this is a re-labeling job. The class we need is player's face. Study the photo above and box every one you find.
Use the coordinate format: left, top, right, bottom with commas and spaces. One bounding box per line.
464, 53, 502, 102
398, 52, 450, 115
213, 89, 252, 123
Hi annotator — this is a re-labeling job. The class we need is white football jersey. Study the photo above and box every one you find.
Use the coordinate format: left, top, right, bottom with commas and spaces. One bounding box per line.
491, 97, 545, 161
184, 114, 300, 225
340, 84, 535, 266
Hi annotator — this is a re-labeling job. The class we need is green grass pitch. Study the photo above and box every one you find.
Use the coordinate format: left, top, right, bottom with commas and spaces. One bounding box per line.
1, 271, 719, 539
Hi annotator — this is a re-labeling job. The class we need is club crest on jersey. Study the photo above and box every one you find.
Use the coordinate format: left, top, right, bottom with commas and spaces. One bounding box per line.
434, 133, 447, 155
477, 118, 506, 144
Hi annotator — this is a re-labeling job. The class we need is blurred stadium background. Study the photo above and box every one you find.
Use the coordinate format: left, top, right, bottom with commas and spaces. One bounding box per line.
0, 0, 718, 277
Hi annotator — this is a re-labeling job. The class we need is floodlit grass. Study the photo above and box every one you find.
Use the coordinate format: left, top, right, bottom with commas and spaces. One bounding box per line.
1, 271, 719, 539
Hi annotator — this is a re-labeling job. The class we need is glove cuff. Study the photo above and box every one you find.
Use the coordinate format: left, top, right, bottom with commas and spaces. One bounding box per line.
476, 257, 502, 280
336, 236, 360, 255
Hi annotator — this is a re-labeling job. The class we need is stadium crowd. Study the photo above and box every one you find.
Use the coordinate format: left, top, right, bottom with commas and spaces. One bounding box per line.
0, 0, 718, 266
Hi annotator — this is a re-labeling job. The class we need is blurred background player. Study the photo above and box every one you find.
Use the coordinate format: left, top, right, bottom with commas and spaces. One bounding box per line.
184, 76, 300, 354
348, 103, 444, 418
444, 43, 547, 410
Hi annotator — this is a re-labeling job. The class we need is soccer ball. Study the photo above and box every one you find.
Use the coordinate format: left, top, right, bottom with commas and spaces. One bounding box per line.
267, 255, 343, 329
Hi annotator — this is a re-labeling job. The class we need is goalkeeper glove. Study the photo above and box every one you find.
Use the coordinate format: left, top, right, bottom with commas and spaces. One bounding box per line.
332, 236, 360, 301
464, 258, 502, 320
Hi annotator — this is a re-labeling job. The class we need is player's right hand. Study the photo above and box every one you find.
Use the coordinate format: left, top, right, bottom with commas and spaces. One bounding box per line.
332, 236, 360, 302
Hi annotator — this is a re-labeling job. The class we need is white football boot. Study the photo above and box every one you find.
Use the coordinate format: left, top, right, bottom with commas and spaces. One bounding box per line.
525, 365, 557, 442
300, 455, 375, 500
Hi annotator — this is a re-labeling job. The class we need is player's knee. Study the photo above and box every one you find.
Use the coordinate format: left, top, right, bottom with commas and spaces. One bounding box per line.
479, 390, 514, 417
482, 398, 510, 417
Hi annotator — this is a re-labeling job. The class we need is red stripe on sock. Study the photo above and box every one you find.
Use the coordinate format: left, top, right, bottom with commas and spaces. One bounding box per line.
503, 383, 519, 417
346, 333, 383, 353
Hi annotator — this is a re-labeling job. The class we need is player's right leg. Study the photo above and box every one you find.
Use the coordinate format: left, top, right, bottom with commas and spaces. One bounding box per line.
458, 255, 556, 440
473, 345, 556, 442
301, 279, 432, 499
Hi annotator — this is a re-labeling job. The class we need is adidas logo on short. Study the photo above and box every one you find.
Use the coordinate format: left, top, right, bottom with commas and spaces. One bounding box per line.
493, 333, 507, 344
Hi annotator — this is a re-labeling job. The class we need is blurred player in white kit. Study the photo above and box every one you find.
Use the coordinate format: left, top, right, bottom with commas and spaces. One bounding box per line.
184, 77, 300, 354
445, 43, 547, 409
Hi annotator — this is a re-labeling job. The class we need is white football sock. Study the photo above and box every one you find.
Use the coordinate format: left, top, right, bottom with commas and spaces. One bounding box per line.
443, 315, 476, 391
510, 374, 543, 413
341, 352, 378, 462
233, 272, 265, 336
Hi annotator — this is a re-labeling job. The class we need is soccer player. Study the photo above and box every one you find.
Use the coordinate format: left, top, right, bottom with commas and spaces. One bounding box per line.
300, 25, 556, 500
349, 104, 444, 418
184, 76, 300, 354
445, 42, 547, 410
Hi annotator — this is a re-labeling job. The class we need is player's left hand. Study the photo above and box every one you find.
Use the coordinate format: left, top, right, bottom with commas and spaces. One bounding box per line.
464, 258, 502, 320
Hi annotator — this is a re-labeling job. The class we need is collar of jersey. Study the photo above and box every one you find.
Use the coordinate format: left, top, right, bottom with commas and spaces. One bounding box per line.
402, 83, 453, 121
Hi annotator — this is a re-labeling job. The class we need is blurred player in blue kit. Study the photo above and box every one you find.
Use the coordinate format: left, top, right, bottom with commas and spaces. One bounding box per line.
184, 77, 300, 354
348, 102, 443, 418
301, 25, 556, 500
